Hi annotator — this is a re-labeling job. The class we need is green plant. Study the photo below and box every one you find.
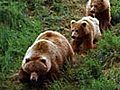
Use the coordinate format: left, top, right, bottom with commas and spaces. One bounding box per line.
111, 0, 120, 25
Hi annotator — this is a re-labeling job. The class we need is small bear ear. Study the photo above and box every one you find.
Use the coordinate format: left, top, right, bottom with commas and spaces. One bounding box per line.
81, 22, 87, 27
41, 58, 46, 64
71, 20, 76, 24
25, 58, 31, 63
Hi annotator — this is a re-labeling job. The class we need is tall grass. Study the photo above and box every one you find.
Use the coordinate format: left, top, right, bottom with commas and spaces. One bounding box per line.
0, 1, 42, 89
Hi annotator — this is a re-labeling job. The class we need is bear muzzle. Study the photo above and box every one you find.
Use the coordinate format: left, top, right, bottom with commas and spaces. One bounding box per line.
30, 72, 38, 82
71, 31, 79, 39
71, 36, 76, 39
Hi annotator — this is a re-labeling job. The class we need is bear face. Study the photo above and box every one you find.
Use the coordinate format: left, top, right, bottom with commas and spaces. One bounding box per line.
90, 0, 108, 14
21, 40, 53, 82
71, 20, 90, 39
22, 59, 48, 81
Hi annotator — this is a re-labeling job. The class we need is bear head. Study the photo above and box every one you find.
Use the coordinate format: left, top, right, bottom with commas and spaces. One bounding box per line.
22, 40, 52, 82
70, 20, 90, 39
90, 0, 109, 15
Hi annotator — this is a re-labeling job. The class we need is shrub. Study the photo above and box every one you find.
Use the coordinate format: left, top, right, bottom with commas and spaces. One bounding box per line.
111, 0, 120, 25
88, 31, 120, 69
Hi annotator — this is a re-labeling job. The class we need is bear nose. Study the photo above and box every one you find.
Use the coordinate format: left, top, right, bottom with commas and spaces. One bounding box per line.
90, 10, 95, 14
30, 72, 38, 82
71, 36, 76, 39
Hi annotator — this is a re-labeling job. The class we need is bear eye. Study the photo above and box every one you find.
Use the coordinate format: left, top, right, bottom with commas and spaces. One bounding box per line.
25, 58, 31, 63
94, 5, 97, 8
41, 59, 46, 64
76, 30, 79, 32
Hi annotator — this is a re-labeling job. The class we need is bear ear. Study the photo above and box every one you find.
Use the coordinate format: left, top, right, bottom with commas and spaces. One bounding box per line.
41, 58, 46, 64
40, 56, 47, 65
25, 58, 31, 63
71, 20, 76, 24
81, 22, 87, 27
100, 0, 103, 2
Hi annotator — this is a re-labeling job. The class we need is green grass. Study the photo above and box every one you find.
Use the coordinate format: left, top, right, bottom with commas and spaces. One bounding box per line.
0, 0, 120, 90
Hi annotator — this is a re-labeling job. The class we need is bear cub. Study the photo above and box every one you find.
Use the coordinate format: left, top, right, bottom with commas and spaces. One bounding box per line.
71, 16, 102, 54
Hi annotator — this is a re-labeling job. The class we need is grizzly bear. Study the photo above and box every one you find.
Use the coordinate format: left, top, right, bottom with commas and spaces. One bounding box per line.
70, 16, 102, 54
86, 0, 111, 32
18, 31, 77, 83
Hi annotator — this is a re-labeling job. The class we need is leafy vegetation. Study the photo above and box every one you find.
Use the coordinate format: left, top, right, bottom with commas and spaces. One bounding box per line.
0, 0, 120, 90
111, 0, 120, 25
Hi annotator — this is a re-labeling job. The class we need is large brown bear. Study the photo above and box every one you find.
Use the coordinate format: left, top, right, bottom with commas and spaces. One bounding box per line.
86, 0, 111, 32
70, 16, 102, 54
18, 31, 77, 83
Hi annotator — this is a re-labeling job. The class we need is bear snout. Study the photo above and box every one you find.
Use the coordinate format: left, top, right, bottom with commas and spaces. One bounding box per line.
30, 72, 38, 82
90, 10, 95, 14
71, 36, 76, 39
71, 31, 78, 39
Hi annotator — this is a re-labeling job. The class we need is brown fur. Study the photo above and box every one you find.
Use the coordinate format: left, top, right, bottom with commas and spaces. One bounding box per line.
86, 0, 111, 32
18, 31, 77, 83
70, 16, 102, 54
